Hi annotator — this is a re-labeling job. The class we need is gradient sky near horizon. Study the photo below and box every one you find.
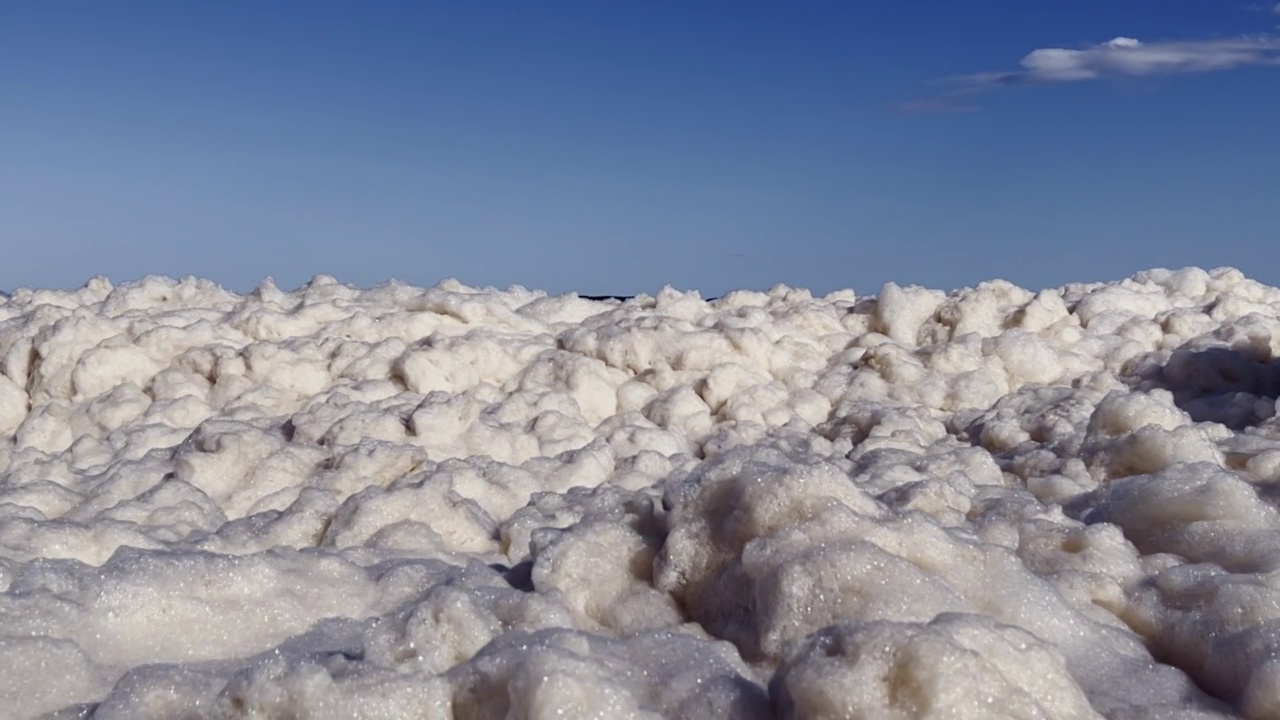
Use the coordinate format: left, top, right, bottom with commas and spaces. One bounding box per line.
3, 1, 1278, 297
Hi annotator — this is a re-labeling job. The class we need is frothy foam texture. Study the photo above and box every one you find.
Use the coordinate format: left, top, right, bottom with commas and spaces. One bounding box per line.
0, 267, 1276, 717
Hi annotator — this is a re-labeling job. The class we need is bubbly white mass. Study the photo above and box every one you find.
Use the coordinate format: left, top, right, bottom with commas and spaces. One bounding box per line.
2, 267, 1279, 718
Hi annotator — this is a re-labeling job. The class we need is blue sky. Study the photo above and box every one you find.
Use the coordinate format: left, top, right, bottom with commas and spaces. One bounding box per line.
2, 1, 1278, 296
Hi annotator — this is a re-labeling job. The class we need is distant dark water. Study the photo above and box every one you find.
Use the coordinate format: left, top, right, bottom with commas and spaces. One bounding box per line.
580, 294, 722, 302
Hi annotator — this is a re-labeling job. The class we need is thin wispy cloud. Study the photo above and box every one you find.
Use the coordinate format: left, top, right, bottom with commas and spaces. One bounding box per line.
959, 36, 1280, 88
899, 34, 1280, 111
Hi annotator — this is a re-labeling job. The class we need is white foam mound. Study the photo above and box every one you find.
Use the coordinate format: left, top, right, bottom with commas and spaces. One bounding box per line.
1, 267, 1278, 717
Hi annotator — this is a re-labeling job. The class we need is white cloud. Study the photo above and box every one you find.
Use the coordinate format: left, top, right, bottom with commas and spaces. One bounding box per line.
955, 35, 1280, 89
894, 32, 1280, 112
1273, 1, 1280, 14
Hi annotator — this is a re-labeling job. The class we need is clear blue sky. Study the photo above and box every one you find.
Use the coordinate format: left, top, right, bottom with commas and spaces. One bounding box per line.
2, 1, 1278, 296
